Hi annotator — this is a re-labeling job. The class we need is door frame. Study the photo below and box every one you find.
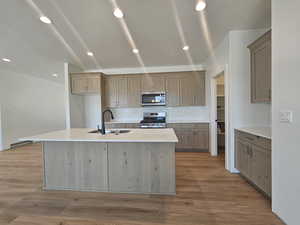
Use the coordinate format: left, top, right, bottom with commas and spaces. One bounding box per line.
210, 64, 231, 171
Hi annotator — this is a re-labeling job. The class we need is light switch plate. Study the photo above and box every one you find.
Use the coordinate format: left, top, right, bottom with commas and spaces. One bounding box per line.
279, 110, 293, 123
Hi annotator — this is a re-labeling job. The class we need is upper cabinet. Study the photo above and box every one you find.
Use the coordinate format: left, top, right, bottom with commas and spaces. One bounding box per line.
127, 75, 142, 107
248, 30, 272, 103
141, 74, 165, 92
103, 71, 206, 108
104, 75, 141, 108
166, 71, 206, 107
71, 73, 102, 95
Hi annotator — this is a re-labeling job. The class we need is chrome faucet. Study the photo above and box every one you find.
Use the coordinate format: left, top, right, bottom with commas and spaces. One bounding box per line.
101, 109, 114, 135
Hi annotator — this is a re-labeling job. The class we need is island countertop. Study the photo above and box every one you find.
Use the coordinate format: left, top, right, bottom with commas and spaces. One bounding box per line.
20, 128, 178, 143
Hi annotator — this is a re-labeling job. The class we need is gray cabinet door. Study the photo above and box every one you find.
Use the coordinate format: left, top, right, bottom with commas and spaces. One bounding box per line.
166, 75, 181, 106
104, 76, 118, 108
235, 130, 272, 198
265, 151, 272, 197
116, 76, 128, 107
107, 143, 175, 194
127, 76, 141, 107
235, 138, 250, 178
249, 145, 267, 192
141, 74, 165, 92
44, 142, 108, 192
248, 30, 271, 103
193, 72, 206, 106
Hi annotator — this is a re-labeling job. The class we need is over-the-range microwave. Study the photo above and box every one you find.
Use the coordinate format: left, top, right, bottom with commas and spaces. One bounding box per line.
141, 92, 166, 106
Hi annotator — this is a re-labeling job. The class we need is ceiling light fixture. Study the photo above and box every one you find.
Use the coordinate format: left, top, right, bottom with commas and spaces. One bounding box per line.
132, 48, 139, 54
195, 1, 206, 11
52, 74, 58, 77
87, 51, 94, 56
2, 58, 11, 62
113, 8, 124, 18
183, 45, 189, 51
40, 16, 52, 24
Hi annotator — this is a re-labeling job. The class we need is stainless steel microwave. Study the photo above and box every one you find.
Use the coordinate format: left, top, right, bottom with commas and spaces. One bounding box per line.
141, 92, 166, 106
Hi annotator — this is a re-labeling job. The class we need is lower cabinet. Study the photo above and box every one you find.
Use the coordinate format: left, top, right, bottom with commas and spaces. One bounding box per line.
168, 123, 209, 151
235, 130, 271, 198
106, 122, 209, 151
106, 123, 140, 129
44, 142, 108, 191
107, 143, 175, 194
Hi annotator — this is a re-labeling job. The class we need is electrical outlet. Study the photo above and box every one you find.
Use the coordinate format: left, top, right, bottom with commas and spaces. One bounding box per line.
279, 110, 293, 123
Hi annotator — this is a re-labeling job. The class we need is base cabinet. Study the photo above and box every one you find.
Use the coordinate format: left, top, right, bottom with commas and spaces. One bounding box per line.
108, 143, 175, 194
168, 123, 209, 151
235, 130, 271, 198
43, 141, 175, 195
44, 142, 108, 191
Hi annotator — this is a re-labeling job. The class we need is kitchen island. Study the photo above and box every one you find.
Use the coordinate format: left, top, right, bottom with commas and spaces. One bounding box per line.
21, 128, 178, 195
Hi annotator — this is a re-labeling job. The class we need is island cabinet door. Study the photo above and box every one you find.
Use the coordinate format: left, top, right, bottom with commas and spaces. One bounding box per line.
108, 143, 175, 194
43, 142, 108, 192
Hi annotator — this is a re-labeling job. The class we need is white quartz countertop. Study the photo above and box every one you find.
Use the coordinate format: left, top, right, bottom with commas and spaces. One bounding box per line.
236, 127, 271, 139
20, 128, 178, 143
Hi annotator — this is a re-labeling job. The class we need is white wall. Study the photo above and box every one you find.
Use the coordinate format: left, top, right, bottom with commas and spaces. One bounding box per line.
272, 1, 300, 224
205, 30, 271, 172
84, 95, 101, 128
0, 105, 3, 150
64, 63, 86, 128
0, 69, 66, 150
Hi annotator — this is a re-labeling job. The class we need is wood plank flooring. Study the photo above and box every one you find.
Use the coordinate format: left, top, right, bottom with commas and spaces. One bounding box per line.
0, 143, 283, 225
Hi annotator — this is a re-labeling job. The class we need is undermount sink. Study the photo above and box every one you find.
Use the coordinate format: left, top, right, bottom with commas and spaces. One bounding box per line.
88, 129, 130, 135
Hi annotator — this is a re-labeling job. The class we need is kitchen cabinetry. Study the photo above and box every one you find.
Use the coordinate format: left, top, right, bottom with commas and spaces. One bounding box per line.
165, 71, 206, 107
165, 75, 181, 106
71, 73, 102, 95
248, 30, 271, 103
104, 76, 118, 108
104, 75, 141, 108
235, 130, 271, 197
168, 123, 209, 151
141, 74, 165, 92
106, 123, 140, 129
127, 75, 142, 107
103, 71, 206, 108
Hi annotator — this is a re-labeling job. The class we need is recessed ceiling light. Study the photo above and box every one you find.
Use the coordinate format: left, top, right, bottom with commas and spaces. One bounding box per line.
2, 58, 11, 62
52, 74, 58, 77
132, 48, 139, 54
87, 51, 94, 56
183, 45, 189, 51
113, 8, 124, 18
195, 1, 206, 11
40, 16, 52, 24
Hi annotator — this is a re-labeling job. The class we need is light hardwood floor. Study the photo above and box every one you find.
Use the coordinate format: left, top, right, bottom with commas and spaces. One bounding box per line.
0, 143, 283, 225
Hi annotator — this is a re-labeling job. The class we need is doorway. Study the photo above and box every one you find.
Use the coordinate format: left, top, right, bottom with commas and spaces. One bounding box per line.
210, 66, 231, 171
215, 74, 225, 161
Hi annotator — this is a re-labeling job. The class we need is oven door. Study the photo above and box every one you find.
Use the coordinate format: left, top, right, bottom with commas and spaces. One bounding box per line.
141, 92, 166, 106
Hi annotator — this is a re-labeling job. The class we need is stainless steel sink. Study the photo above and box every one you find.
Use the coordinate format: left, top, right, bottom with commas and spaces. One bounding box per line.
88, 129, 130, 135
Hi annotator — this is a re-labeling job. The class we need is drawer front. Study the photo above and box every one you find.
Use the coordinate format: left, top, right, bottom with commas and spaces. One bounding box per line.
236, 130, 271, 150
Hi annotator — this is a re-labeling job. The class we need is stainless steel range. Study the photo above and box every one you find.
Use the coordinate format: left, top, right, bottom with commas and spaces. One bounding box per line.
140, 112, 166, 128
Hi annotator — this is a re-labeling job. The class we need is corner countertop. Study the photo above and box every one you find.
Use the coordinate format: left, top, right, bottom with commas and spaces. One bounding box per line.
236, 127, 271, 139
20, 128, 178, 143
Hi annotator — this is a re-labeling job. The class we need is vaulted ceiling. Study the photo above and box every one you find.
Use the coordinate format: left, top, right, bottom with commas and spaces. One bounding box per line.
0, 0, 271, 80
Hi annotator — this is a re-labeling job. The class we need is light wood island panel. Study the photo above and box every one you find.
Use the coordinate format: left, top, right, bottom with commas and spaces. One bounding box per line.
43, 141, 176, 195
